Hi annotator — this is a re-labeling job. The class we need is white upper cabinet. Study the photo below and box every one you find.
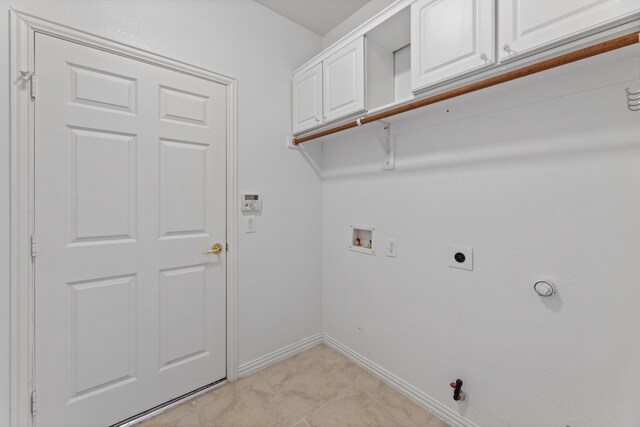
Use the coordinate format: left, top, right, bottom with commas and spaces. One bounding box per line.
291, 0, 640, 135
292, 63, 323, 134
411, 0, 495, 93
323, 36, 366, 122
499, 0, 640, 61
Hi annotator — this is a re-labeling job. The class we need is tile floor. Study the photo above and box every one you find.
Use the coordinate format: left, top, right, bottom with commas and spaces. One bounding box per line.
138, 344, 450, 427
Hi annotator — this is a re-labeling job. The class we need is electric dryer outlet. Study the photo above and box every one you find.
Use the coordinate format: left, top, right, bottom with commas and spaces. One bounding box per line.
449, 245, 473, 271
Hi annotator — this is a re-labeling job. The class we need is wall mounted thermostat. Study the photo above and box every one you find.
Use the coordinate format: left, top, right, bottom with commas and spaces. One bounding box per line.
241, 194, 262, 212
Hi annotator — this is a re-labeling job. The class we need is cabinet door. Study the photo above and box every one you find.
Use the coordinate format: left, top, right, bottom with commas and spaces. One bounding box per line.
499, 0, 640, 61
292, 63, 323, 134
323, 37, 366, 122
411, 0, 495, 93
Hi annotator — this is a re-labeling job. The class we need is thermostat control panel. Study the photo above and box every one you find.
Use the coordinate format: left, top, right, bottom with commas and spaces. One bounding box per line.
241, 194, 262, 212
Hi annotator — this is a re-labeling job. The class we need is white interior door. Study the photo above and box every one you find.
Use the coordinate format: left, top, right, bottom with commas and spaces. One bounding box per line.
292, 63, 323, 134
323, 36, 366, 122
34, 33, 227, 427
411, 0, 495, 92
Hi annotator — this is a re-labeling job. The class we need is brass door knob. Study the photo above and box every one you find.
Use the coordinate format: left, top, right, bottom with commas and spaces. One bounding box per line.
204, 243, 223, 254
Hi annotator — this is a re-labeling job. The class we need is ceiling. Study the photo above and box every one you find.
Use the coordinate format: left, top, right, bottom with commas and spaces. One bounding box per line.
254, 0, 370, 36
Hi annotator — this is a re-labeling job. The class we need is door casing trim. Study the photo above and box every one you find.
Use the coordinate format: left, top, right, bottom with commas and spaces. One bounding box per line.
9, 9, 239, 427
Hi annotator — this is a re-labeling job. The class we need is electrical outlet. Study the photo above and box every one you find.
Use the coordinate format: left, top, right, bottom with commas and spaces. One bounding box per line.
449, 245, 473, 271
386, 239, 398, 258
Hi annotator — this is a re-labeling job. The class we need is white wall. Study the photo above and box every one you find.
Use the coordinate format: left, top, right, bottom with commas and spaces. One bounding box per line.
322, 0, 396, 48
320, 50, 640, 426
0, 1, 323, 425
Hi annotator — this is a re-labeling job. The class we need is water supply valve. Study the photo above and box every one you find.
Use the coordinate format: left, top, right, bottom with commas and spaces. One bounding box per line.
450, 379, 465, 401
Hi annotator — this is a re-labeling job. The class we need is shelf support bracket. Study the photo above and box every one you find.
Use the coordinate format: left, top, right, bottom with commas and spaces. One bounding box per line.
372, 120, 394, 170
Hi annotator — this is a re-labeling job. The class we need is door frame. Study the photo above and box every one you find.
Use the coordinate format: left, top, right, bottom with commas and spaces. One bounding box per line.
9, 9, 239, 427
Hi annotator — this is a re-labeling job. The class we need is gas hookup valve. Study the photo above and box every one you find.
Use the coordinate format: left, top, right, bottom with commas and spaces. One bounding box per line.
450, 379, 465, 401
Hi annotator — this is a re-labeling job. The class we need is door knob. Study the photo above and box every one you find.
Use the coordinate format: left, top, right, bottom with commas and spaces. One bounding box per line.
204, 243, 223, 254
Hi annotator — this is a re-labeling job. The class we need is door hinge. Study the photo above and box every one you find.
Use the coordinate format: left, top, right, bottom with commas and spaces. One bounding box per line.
30, 234, 38, 257
19, 71, 36, 99
30, 74, 37, 99
226, 243, 229, 252
31, 389, 37, 415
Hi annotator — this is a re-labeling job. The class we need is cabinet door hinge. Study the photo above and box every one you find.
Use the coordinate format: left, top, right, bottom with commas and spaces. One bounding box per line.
30, 234, 38, 258
31, 389, 37, 415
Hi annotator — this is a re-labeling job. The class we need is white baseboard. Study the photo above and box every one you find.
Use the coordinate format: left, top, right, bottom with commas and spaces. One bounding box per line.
237, 332, 323, 377
322, 334, 478, 427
